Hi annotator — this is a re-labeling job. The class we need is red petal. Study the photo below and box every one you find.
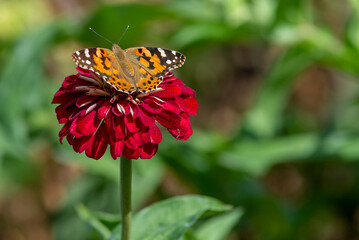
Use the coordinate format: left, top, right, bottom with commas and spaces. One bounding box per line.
161, 77, 184, 87
149, 124, 162, 144
137, 108, 155, 126
55, 105, 71, 124
72, 135, 92, 153
107, 113, 126, 141
80, 103, 99, 118
85, 123, 108, 160
174, 96, 187, 113
114, 115, 126, 139
70, 119, 83, 138
97, 100, 112, 119
141, 128, 151, 144
112, 102, 125, 116
124, 131, 142, 149
124, 113, 139, 133
110, 139, 124, 159
76, 67, 97, 78
141, 143, 158, 159
156, 110, 181, 129
168, 127, 192, 140
162, 101, 181, 114
168, 116, 193, 140
123, 145, 142, 159
140, 101, 162, 114
122, 101, 131, 115
52, 89, 69, 104
130, 104, 139, 118
152, 85, 181, 98
76, 96, 98, 108
184, 97, 198, 115
59, 122, 71, 143
181, 86, 196, 97
161, 73, 178, 83
61, 74, 78, 88
76, 111, 100, 136
66, 134, 74, 145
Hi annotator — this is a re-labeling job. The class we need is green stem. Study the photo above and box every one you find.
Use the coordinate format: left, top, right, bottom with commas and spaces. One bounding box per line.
120, 156, 132, 240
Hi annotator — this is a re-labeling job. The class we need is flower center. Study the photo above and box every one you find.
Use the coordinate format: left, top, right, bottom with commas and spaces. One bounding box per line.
108, 92, 142, 105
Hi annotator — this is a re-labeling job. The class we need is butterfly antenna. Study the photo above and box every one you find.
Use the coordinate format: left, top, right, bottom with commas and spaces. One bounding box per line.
89, 27, 114, 45
117, 25, 130, 45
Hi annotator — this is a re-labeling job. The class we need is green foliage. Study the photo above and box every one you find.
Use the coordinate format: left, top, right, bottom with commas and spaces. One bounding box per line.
186, 208, 243, 240
108, 195, 240, 240
76, 204, 112, 239
75, 195, 241, 240
2, 0, 359, 239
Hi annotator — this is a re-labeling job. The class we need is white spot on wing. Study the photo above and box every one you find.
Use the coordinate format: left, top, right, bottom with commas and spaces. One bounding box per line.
76, 51, 80, 56
166, 60, 172, 64
86, 60, 91, 65
172, 51, 176, 55
85, 49, 90, 58
158, 48, 166, 57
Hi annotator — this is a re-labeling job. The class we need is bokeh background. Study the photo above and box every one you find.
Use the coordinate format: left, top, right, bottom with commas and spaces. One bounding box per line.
2, 0, 359, 239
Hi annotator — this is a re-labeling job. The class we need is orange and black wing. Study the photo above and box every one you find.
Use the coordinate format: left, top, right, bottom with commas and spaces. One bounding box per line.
72, 48, 136, 94
126, 47, 185, 93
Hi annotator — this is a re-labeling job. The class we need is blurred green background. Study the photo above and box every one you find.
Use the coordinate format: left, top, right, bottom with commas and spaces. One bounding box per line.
2, 0, 359, 239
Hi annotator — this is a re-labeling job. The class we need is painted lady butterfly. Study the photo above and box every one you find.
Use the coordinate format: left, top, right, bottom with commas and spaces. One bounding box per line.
72, 44, 185, 94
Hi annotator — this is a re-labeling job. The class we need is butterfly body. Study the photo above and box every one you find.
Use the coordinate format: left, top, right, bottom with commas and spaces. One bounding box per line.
72, 44, 185, 94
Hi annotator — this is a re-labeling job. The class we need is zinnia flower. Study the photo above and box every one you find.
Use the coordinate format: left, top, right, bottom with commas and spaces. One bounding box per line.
52, 67, 198, 160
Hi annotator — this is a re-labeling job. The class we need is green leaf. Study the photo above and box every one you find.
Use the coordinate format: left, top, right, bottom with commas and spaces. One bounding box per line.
76, 204, 111, 239
109, 195, 233, 240
191, 208, 243, 240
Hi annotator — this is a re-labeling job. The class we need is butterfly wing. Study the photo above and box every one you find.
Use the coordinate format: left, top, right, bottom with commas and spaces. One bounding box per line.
125, 47, 185, 93
72, 48, 114, 79
72, 48, 136, 94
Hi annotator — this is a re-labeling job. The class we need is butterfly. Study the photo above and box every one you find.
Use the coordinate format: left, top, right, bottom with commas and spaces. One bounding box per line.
72, 44, 185, 94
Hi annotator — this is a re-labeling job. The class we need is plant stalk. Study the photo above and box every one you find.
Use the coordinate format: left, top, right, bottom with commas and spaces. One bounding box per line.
120, 156, 132, 240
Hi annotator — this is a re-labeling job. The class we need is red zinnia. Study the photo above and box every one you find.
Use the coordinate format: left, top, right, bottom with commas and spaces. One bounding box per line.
52, 67, 198, 160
